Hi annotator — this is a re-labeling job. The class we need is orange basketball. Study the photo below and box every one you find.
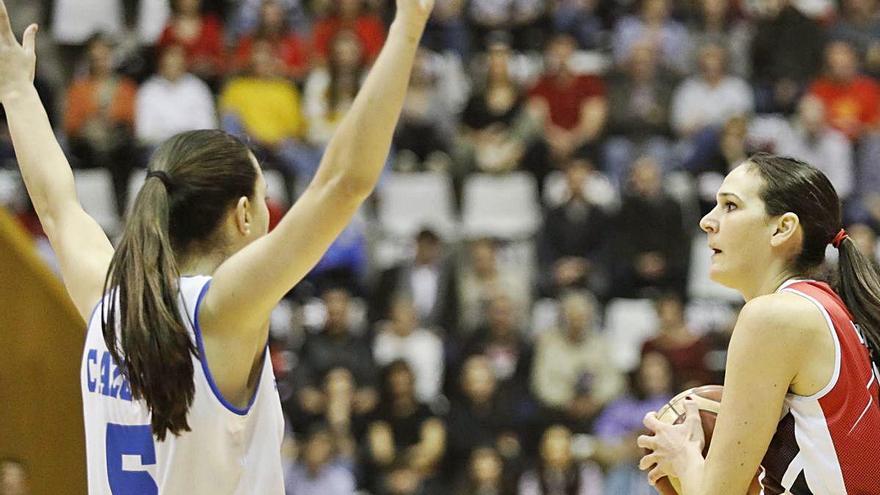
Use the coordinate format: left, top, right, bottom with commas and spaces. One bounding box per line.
648, 385, 762, 495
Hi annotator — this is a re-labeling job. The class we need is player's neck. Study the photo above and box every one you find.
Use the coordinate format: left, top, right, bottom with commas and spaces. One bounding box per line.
741, 269, 800, 301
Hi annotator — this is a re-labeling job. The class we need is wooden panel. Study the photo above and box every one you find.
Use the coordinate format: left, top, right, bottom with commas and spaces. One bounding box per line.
0, 207, 86, 494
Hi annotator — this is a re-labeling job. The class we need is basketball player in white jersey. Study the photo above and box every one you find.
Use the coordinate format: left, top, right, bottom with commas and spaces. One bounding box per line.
637, 154, 880, 494
0, 0, 434, 492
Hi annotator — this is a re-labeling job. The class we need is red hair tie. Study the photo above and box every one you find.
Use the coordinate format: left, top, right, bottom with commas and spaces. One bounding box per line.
831, 229, 849, 249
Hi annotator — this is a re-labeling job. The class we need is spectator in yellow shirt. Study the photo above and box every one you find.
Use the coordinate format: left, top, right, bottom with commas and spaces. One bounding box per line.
219, 39, 308, 200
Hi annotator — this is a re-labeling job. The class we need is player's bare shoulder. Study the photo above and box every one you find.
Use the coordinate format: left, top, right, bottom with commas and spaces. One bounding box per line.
736, 290, 830, 354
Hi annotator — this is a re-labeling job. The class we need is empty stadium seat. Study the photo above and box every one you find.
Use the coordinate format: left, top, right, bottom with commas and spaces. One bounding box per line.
0, 169, 22, 208
462, 172, 540, 239
604, 298, 659, 372
74, 169, 119, 235
377, 171, 457, 240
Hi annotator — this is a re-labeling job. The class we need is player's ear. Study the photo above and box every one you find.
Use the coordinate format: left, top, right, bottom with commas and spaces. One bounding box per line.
770, 212, 799, 248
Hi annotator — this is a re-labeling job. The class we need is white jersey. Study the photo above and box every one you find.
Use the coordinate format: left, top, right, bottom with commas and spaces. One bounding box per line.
80, 276, 285, 494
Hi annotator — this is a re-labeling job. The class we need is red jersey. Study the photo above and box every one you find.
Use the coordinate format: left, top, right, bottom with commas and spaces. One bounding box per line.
808, 76, 880, 140
761, 280, 880, 494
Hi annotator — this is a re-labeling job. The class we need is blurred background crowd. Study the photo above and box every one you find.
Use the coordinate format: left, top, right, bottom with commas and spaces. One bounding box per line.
1, 0, 880, 493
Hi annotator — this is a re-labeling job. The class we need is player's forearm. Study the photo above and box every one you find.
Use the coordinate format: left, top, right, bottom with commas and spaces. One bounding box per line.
312, 18, 425, 197
4, 85, 77, 221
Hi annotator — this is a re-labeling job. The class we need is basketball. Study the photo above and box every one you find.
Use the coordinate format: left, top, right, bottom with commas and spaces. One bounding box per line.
649, 385, 762, 495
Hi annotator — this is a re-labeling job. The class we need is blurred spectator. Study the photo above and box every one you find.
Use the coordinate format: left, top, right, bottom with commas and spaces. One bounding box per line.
303, 31, 367, 150
65, 34, 138, 216
531, 291, 624, 430
761, 95, 854, 199
609, 156, 688, 298
517, 425, 604, 495
367, 361, 447, 491
284, 423, 357, 495
551, 0, 604, 50
158, 0, 226, 84
233, 0, 311, 82
467, 0, 548, 52
462, 294, 533, 398
603, 40, 677, 187
371, 229, 459, 332
51, 0, 124, 80
807, 39, 880, 141
231, 0, 310, 41
526, 34, 607, 186
312, 0, 386, 63
612, 0, 691, 75
219, 39, 304, 199
135, 44, 217, 148
687, 0, 753, 78
447, 355, 525, 477
453, 447, 512, 495
683, 115, 752, 214
542, 156, 617, 211
458, 35, 534, 175
394, 49, 458, 171
374, 295, 445, 403
537, 158, 612, 298
751, 0, 826, 113
291, 287, 378, 424
828, 0, 880, 77
592, 352, 674, 495
0, 458, 30, 495
422, 0, 470, 59
459, 239, 531, 333
671, 41, 753, 139
640, 293, 712, 388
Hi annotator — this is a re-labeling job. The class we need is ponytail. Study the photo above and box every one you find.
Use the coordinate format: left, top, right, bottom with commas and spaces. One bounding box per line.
835, 237, 880, 372
101, 174, 195, 441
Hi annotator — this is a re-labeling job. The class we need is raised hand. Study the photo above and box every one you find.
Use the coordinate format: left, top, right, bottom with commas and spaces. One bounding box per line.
0, 0, 37, 104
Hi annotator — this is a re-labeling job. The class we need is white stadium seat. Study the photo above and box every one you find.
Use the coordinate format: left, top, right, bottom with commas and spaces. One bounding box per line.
462, 172, 540, 239
378, 171, 457, 240
74, 169, 120, 235
604, 298, 659, 372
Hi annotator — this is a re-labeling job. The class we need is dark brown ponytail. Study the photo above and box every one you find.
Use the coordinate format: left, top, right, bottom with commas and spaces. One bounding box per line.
101, 130, 257, 440
834, 237, 880, 370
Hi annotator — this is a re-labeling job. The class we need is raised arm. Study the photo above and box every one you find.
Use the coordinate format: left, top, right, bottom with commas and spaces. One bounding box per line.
0, 3, 113, 321
198, 0, 434, 377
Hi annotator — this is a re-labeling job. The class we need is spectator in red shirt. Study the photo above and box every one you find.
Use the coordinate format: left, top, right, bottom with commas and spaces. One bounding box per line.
233, 0, 310, 82
526, 34, 607, 186
808, 39, 880, 141
312, 0, 386, 64
158, 0, 226, 84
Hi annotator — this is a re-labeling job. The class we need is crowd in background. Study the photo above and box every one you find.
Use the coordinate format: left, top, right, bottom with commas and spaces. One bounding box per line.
2, 0, 880, 493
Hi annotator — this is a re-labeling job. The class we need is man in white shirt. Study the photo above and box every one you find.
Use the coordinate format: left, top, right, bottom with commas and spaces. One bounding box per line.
671, 41, 754, 138
135, 44, 217, 148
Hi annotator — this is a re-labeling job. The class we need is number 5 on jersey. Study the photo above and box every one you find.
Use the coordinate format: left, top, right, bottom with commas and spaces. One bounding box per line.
106, 424, 158, 494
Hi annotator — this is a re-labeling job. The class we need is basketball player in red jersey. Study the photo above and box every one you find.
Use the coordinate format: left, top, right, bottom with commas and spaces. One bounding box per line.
637, 153, 880, 494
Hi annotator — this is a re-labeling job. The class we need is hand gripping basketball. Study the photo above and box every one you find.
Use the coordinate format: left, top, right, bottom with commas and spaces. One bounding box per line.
639, 385, 764, 494
0, 0, 37, 103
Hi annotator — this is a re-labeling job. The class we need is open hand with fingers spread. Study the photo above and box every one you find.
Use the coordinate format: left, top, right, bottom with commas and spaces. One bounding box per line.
0, 0, 37, 104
